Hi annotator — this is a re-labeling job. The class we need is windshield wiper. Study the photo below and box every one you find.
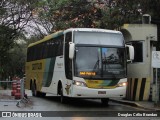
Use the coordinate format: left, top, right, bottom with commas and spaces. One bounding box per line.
102, 58, 117, 79
93, 59, 100, 70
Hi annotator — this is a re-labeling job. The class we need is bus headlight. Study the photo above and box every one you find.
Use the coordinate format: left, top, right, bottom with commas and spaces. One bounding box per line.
117, 82, 127, 87
73, 80, 87, 87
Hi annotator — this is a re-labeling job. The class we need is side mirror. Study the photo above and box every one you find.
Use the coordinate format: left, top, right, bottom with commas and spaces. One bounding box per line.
69, 42, 75, 59
126, 45, 134, 62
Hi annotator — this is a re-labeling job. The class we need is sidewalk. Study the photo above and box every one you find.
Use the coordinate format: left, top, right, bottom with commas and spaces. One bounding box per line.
110, 98, 160, 111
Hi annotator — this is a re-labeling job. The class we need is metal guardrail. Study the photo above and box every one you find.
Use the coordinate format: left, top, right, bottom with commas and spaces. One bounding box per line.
0, 79, 25, 99
0, 79, 30, 107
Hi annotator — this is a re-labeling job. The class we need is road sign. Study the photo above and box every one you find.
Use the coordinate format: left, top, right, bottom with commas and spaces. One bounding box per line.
152, 51, 160, 68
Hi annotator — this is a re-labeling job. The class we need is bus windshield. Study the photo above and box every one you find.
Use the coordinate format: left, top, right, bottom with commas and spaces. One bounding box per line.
74, 46, 126, 79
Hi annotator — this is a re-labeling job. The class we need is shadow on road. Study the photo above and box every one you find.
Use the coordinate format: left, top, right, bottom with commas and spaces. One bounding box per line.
37, 96, 112, 108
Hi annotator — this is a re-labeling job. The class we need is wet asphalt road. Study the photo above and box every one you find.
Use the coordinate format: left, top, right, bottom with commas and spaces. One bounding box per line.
0, 95, 144, 111
0, 96, 159, 120
28, 96, 141, 111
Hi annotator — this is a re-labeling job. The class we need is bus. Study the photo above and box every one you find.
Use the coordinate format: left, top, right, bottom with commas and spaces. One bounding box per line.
25, 28, 134, 105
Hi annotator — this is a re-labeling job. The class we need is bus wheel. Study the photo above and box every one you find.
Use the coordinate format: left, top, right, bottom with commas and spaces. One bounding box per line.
32, 82, 37, 97
30, 80, 32, 90
101, 98, 109, 106
41, 92, 46, 97
60, 87, 66, 103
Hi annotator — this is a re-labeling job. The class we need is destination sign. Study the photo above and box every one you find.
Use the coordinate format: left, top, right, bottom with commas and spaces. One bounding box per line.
80, 72, 96, 76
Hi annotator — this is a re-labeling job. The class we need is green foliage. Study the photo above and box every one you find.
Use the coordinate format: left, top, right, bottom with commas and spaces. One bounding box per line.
0, 0, 34, 79
35, 0, 144, 31
0, 26, 16, 59
1, 42, 27, 79
1, 0, 160, 79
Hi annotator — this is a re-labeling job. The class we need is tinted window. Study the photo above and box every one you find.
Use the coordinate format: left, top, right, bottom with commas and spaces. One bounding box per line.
65, 32, 72, 79
27, 35, 64, 62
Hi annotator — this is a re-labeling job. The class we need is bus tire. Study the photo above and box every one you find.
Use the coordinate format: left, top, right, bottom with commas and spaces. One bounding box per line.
30, 80, 32, 90
101, 98, 109, 106
41, 92, 46, 97
32, 81, 37, 97
60, 87, 67, 104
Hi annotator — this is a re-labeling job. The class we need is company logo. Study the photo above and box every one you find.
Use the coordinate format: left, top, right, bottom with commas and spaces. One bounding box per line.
2, 112, 11, 117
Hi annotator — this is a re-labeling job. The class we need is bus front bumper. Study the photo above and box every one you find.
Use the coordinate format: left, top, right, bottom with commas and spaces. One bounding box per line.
71, 86, 126, 98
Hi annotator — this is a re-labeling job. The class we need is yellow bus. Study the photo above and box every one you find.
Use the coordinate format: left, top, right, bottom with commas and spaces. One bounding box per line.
25, 28, 134, 105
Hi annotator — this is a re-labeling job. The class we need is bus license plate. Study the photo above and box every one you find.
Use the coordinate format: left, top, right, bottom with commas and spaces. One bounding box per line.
98, 91, 106, 94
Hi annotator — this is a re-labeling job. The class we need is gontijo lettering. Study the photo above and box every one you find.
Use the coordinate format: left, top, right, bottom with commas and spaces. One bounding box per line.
32, 63, 42, 70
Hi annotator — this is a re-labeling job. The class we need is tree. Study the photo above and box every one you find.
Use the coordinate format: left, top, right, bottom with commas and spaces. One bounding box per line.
0, 0, 36, 79
33, 0, 143, 31
1, 0, 160, 79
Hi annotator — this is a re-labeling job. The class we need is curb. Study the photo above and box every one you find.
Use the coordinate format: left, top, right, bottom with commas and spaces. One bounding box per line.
109, 99, 160, 111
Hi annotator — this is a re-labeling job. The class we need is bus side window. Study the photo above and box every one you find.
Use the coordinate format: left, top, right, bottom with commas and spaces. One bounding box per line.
33, 46, 37, 60
27, 47, 31, 62
65, 32, 72, 80
49, 39, 55, 58
57, 36, 63, 56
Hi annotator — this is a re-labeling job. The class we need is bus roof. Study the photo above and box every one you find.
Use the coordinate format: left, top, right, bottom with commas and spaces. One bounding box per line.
64, 28, 122, 34
28, 28, 122, 47
28, 30, 63, 47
